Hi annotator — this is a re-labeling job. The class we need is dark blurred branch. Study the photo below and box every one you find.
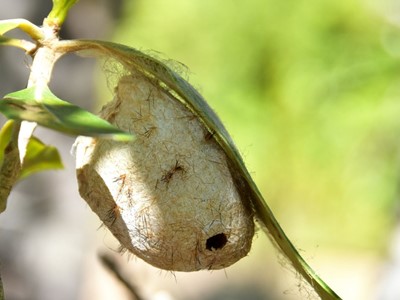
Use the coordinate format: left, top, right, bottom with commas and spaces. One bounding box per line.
99, 253, 143, 300
0, 267, 4, 300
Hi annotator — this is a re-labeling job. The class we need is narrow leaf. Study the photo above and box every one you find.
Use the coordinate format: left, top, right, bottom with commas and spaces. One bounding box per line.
20, 136, 63, 179
0, 86, 134, 141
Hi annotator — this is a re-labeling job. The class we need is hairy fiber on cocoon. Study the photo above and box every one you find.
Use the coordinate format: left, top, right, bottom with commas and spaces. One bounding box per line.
74, 72, 254, 271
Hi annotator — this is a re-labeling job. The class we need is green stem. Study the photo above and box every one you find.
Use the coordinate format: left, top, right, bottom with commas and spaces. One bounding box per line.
46, 0, 79, 29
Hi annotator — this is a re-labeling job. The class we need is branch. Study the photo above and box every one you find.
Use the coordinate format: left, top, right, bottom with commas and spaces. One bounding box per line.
99, 253, 144, 300
0, 266, 4, 300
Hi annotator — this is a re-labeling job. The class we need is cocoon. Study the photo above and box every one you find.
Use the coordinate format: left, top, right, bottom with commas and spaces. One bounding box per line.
75, 73, 254, 271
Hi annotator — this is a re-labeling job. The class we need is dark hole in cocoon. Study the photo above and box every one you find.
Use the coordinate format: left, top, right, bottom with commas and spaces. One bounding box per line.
206, 233, 228, 251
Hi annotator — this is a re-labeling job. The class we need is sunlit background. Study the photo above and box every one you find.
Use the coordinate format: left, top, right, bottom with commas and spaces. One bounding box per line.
1, 0, 400, 299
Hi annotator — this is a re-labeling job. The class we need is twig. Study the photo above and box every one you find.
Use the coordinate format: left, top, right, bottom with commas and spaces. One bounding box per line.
99, 253, 144, 300
0, 266, 4, 300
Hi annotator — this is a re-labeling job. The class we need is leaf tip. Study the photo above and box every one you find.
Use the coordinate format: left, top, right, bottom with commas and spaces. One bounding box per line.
108, 132, 135, 142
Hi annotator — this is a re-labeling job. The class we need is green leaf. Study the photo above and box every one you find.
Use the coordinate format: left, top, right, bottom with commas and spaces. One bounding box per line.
47, 0, 79, 27
0, 120, 14, 167
20, 136, 63, 179
0, 86, 134, 141
0, 19, 43, 40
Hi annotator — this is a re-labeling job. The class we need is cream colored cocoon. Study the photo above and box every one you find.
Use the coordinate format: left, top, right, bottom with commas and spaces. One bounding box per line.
74, 74, 254, 271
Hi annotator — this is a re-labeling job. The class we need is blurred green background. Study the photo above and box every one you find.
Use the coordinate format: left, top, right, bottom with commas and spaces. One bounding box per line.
110, 0, 400, 252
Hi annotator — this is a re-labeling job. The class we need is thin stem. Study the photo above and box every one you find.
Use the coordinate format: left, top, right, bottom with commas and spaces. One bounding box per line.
18, 35, 63, 161
0, 23, 62, 211
0, 37, 37, 53
99, 253, 144, 300
0, 267, 4, 300
46, 0, 79, 29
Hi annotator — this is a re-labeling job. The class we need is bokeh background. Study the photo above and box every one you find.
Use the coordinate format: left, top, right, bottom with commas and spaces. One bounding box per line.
1, 0, 400, 299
